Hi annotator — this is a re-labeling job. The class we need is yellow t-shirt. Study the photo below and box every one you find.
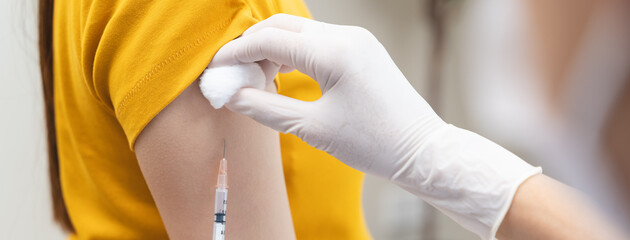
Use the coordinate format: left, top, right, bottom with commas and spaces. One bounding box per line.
53, 0, 371, 239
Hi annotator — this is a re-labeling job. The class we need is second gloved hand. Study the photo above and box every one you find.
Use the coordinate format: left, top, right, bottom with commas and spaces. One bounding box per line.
210, 14, 541, 240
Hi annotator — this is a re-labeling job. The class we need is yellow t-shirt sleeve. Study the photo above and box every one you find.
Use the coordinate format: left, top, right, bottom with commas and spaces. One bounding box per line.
84, 0, 258, 149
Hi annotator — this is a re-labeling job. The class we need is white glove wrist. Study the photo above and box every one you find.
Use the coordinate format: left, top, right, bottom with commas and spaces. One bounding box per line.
393, 124, 541, 240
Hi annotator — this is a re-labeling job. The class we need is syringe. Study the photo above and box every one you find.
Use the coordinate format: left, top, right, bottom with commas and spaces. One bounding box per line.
213, 140, 228, 240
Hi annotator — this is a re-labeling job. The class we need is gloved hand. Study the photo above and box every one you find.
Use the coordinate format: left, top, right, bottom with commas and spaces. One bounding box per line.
209, 14, 541, 240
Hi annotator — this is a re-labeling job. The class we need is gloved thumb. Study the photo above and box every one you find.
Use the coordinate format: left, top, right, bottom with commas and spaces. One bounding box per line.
225, 88, 311, 135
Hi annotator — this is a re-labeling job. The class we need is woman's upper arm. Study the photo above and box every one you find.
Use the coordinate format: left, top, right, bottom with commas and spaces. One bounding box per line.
134, 80, 295, 239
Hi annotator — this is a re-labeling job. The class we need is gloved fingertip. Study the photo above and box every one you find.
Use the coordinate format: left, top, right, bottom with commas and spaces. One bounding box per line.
208, 40, 241, 67
224, 87, 311, 135
223, 87, 251, 111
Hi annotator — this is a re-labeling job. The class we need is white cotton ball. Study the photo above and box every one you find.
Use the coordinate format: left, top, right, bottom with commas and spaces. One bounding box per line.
199, 63, 266, 109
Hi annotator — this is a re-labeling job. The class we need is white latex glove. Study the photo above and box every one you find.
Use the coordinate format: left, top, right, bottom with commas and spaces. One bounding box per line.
210, 14, 541, 240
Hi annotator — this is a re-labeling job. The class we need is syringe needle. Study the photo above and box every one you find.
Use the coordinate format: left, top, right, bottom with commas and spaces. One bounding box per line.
223, 139, 226, 159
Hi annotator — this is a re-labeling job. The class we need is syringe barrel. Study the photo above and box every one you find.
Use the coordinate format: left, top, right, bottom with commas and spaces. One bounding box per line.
213, 221, 226, 240
213, 188, 227, 240
214, 188, 228, 216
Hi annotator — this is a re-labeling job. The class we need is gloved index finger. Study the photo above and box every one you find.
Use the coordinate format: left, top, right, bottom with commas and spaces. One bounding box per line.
211, 28, 311, 75
243, 13, 323, 36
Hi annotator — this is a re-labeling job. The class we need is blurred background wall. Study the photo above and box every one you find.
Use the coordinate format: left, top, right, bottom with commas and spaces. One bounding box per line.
0, 0, 67, 239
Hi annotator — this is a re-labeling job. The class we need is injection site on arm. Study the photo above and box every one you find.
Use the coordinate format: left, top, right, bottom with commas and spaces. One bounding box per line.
134, 80, 295, 239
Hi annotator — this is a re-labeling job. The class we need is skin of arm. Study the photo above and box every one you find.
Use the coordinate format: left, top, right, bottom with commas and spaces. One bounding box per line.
497, 174, 626, 240
134, 80, 296, 240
